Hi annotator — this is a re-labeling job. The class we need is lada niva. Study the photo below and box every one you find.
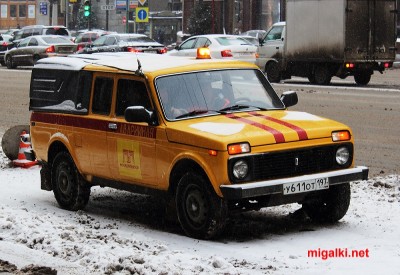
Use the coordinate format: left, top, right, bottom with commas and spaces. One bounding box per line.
29, 50, 368, 239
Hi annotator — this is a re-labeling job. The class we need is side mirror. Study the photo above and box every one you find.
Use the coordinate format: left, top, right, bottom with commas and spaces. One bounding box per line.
280, 91, 298, 108
124, 106, 158, 126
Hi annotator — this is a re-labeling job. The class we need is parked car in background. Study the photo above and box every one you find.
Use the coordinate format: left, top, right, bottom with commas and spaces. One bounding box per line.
77, 33, 167, 54
3, 28, 20, 37
75, 30, 117, 51
241, 29, 267, 40
16, 25, 71, 39
167, 34, 258, 64
0, 34, 15, 66
4, 35, 77, 69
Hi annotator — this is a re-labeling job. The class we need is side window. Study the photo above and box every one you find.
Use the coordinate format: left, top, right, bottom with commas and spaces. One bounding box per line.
179, 38, 196, 50
18, 38, 30, 47
264, 26, 284, 42
115, 79, 151, 116
92, 77, 114, 115
194, 37, 210, 48
105, 37, 116, 46
28, 38, 38, 46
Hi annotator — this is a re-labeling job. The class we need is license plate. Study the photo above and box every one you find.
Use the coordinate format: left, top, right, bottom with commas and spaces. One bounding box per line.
283, 178, 329, 195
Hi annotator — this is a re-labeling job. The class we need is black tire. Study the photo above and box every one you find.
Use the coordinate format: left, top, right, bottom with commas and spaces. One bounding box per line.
176, 171, 228, 239
354, 71, 371, 86
52, 151, 90, 211
302, 183, 351, 223
313, 65, 332, 85
307, 74, 316, 84
6, 55, 16, 69
265, 62, 281, 83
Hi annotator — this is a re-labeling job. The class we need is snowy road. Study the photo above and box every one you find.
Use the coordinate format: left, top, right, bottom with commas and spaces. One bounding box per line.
1, 150, 399, 274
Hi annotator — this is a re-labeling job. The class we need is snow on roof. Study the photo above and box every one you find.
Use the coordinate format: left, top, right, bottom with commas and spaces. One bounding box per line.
35, 52, 240, 73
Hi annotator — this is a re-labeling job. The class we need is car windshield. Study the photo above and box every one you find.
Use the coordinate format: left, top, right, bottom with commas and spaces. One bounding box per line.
215, 36, 252, 46
156, 69, 284, 120
42, 36, 73, 44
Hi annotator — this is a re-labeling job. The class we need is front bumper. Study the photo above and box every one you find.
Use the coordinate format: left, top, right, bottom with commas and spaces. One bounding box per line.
220, 166, 369, 200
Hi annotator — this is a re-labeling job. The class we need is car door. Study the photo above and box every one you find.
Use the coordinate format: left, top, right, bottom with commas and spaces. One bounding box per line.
107, 76, 157, 186
86, 74, 114, 179
257, 24, 285, 67
12, 37, 30, 64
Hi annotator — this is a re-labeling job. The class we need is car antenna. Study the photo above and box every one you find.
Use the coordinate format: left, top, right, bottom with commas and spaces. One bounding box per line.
135, 55, 143, 76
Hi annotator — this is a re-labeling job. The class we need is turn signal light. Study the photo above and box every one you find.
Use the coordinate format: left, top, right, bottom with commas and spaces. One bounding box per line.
45, 45, 55, 53
228, 143, 250, 155
221, 49, 233, 57
127, 47, 141, 53
345, 63, 355, 69
332, 130, 351, 141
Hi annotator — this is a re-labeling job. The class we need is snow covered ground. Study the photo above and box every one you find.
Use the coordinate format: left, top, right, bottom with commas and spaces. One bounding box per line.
1, 142, 399, 274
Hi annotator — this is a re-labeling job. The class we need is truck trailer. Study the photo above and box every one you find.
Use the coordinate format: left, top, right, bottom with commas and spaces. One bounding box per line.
256, 0, 397, 85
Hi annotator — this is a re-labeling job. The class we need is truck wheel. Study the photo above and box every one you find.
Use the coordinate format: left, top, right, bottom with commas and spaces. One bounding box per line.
302, 183, 350, 223
313, 65, 332, 85
52, 151, 91, 211
176, 171, 227, 239
265, 62, 281, 83
354, 71, 371, 86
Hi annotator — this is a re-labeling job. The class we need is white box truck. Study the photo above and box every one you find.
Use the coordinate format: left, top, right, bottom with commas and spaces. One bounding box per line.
256, 0, 397, 85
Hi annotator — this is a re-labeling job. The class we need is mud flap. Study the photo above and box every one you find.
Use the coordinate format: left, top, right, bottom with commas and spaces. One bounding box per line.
40, 162, 52, 191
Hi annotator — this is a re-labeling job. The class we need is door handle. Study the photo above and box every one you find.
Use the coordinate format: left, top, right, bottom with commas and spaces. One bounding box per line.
108, 123, 117, 130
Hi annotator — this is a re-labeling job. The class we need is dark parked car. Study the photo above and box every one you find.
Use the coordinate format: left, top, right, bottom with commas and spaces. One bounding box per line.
77, 33, 167, 54
4, 35, 77, 69
74, 30, 117, 51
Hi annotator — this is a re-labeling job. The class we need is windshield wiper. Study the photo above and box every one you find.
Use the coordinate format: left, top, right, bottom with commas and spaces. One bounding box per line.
175, 109, 216, 119
218, 104, 267, 112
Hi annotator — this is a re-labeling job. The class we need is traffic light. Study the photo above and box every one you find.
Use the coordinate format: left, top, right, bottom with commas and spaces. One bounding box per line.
83, 0, 91, 17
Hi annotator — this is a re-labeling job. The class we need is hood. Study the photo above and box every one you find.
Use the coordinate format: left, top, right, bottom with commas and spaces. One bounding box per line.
165, 110, 350, 150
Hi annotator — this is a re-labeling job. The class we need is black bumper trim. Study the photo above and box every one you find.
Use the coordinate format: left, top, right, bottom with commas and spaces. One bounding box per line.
220, 166, 369, 200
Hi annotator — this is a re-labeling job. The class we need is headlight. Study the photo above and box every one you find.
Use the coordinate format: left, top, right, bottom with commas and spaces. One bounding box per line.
336, 146, 350, 165
232, 160, 249, 179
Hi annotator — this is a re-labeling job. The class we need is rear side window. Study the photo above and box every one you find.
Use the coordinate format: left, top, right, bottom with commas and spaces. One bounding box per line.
92, 77, 114, 115
29, 69, 92, 114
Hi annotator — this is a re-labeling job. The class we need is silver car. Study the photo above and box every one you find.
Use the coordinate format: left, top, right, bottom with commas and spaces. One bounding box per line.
4, 35, 77, 69
167, 34, 258, 64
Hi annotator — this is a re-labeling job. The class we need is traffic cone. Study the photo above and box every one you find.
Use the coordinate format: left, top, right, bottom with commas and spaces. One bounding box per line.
13, 131, 38, 168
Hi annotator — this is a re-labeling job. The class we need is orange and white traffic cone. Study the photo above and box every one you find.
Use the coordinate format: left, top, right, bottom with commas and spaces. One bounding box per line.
13, 131, 38, 168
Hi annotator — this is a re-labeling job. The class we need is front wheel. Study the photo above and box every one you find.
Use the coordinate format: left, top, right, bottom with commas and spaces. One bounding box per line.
52, 151, 91, 211
176, 172, 227, 239
265, 62, 281, 83
302, 183, 351, 223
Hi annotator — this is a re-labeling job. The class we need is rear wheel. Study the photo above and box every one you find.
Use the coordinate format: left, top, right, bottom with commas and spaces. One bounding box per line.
354, 71, 371, 86
176, 171, 227, 239
313, 64, 332, 85
52, 151, 90, 211
265, 62, 281, 83
302, 183, 351, 223
6, 55, 16, 69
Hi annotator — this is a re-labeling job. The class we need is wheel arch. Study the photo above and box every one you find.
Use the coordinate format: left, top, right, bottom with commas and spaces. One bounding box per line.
168, 158, 218, 198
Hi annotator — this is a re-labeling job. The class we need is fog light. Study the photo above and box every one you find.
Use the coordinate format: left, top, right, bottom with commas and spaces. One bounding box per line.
336, 146, 350, 165
233, 160, 249, 179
